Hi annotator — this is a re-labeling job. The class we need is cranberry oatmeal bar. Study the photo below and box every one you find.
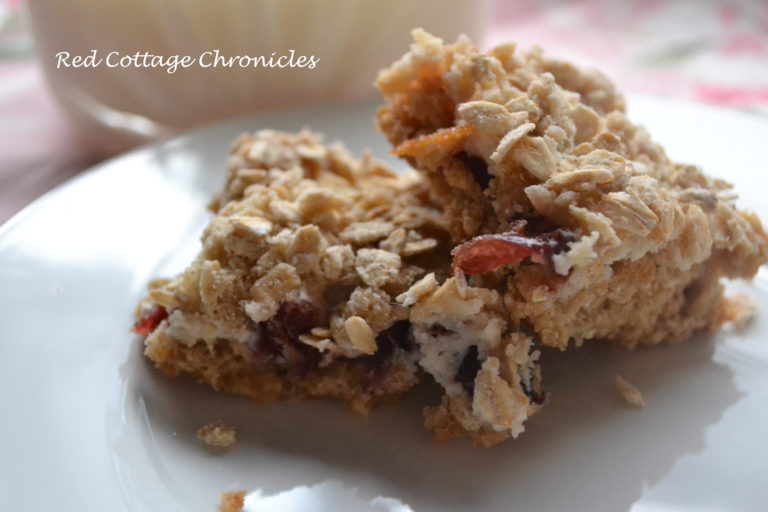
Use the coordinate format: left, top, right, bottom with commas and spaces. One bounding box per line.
134, 130, 443, 413
375, 30, 768, 441
133, 32, 767, 449
133, 130, 544, 441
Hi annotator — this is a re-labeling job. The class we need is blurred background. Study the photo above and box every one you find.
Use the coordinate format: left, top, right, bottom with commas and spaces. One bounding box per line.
1, 0, 767, 224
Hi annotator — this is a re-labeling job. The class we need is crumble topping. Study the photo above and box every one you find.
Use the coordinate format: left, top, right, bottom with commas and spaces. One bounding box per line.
343, 316, 378, 355
396, 272, 439, 307
376, 30, 766, 278
138, 129, 449, 366
376, 29, 768, 351
136, 130, 450, 415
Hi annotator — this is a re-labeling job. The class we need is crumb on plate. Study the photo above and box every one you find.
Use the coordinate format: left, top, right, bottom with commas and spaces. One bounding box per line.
616, 375, 645, 408
219, 490, 246, 512
197, 421, 237, 448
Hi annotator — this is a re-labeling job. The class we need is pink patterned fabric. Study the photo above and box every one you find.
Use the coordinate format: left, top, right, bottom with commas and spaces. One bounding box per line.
487, 0, 768, 113
1, 0, 767, 223
0, 61, 99, 222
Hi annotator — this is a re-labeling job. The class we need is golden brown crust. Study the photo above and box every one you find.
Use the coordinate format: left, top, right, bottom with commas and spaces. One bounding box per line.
505, 245, 727, 349
423, 396, 515, 447
146, 330, 419, 415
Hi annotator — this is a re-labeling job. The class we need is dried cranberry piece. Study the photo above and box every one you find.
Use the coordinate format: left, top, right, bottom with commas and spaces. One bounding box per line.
266, 302, 319, 342
247, 322, 281, 360
456, 345, 481, 396
364, 321, 413, 383
520, 370, 546, 405
132, 305, 168, 335
451, 227, 577, 275
529, 390, 547, 406
380, 320, 415, 353
263, 301, 321, 373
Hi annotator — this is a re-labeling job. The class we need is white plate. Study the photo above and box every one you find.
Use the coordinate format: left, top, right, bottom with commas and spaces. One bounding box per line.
2, 97, 767, 512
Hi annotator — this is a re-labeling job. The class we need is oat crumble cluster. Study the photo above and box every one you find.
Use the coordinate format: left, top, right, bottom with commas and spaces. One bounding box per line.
134, 30, 767, 447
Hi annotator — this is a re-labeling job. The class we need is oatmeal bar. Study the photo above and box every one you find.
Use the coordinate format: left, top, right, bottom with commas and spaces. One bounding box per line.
376, 30, 768, 354
375, 30, 767, 443
133, 130, 544, 440
134, 130, 447, 413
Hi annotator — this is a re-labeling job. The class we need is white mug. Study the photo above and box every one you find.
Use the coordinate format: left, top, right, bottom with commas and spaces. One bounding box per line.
26, 0, 488, 154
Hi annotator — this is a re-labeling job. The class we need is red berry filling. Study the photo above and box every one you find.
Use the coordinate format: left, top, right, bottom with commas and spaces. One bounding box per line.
451, 226, 576, 275
132, 305, 168, 335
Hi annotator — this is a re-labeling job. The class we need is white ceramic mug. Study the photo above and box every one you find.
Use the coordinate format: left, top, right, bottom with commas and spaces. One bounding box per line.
26, 0, 488, 154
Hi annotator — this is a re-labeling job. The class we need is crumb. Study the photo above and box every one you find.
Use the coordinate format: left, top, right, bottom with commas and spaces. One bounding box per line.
615, 375, 645, 408
721, 293, 757, 331
197, 421, 237, 448
219, 490, 246, 512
